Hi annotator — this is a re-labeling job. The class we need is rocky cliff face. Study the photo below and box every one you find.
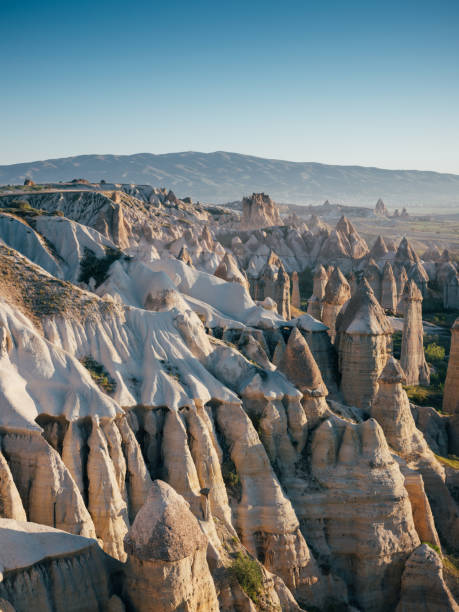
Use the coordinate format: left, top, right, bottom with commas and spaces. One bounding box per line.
0, 182, 457, 612
240, 193, 282, 230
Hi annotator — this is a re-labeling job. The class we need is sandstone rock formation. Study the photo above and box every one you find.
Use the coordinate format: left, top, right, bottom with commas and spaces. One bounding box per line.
397, 544, 458, 611
369, 234, 389, 262
372, 357, 459, 551
0, 181, 457, 612
291, 270, 301, 308
321, 267, 351, 342
400, 280, 430, 386
0, 519, 113, 612
336, 279, 392, 409
292, 417, 420, 611
275, 263, 291, 319
240, 193, 282, 230
123, 480, 219, 612
214, 252, 249, 290
375, 198, 389, 216
444, 318, 459, 454
381, 261, 398, 312
307, 264, 328, 319
277, 327, 329, 427
364, 258, 382, 302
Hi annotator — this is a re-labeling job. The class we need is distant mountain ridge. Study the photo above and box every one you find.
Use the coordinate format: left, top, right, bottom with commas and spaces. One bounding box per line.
1, 151, 458, 210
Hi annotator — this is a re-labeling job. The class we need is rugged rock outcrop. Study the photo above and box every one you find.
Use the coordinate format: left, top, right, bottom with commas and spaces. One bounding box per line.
375, 199, 389, 217
307, 264, 328, 319
381, 261, 398, 312
336, 279, 392, 410
291, 417, 420, 612
400, 281, 430, 386
321, 267, 351, 342
369, 235, 389, 263
0, 519, 114, 612
364, 258, 382, 302
1, 431, 96, 539
396, 544, 458, 611
214, 252, 249, 290
240, 193, 282, 230
277, 327, 329, 427
291, 270, 301, 309
444, 318, 459, 454
372, 357, 459, 551
123, 480, 219, 612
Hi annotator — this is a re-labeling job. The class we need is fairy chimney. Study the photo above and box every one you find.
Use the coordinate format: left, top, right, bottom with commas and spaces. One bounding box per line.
336, 279, 393, 410
381, 262, 397, 312
277, 327, 329, 426
275, 263, 291, 320
400, 281, 430, 386
443, 318, 459, 454
322, 267, 351, 342
291, 270, 301, 309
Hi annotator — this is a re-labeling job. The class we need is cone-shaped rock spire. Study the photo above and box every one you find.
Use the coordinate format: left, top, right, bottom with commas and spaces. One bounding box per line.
336, 279, 392, 409
400, 281, 430, 386
322, 267, 351, 341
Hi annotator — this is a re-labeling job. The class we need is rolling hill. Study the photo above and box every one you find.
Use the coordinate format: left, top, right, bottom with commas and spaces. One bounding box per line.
1, 151, 458, 210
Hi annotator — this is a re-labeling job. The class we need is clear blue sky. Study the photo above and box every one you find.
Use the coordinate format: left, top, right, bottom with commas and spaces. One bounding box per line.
1, 0, 458, 172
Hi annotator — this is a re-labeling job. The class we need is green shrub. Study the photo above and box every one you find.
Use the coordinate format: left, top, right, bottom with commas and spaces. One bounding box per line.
78, 247, 122, 288
434, 454, 459, 470
423, 541, 441, 555
392, 331, 402, 359
425, 342, 445, 363
11, 200, 32, 210
231, 552, 263, 604
221, 457, 241, 501
404, 385, 443, 410
80, 356, 116, 394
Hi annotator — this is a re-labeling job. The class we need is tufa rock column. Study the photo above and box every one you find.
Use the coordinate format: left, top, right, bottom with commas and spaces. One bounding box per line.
123, 480, 219, 612
275, 263, 291, 320
336, 279, 392, 410
444, 317, 459, 454
291, 270, 301, 309
400, 281, 430, 386
381, 262, 397, 312
321, 267, 351, 342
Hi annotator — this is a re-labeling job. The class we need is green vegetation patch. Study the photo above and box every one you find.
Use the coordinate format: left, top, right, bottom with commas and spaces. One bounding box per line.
80, 356, 116, 394
78, 246, 122, 288
404, 385, 443, 411
422, 541, 459, 583
231, 552, 263, 604
221, 457, 242, 501
434, 454, 459, 470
